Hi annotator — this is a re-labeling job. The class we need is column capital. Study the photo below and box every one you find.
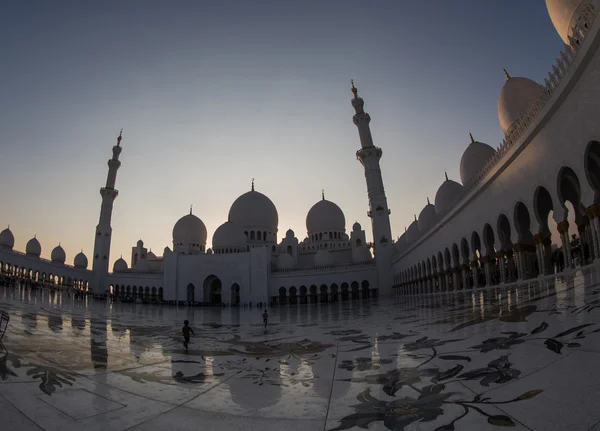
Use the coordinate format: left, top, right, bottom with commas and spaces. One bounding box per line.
586, 204, 599, 220
557, 220, 570, 234
533, 233, 545, 244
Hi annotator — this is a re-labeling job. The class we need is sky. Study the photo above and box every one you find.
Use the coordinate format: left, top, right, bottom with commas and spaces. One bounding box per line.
0, 0, 566, 267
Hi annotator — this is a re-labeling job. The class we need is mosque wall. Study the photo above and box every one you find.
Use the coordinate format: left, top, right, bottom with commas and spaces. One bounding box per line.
390, 12, 600, 280
0, 249, 91, 283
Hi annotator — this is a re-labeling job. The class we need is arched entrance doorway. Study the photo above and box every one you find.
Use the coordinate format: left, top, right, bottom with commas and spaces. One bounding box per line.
231, 283, 240, 305
203, 275, 222, 305
187, 283, 195, 302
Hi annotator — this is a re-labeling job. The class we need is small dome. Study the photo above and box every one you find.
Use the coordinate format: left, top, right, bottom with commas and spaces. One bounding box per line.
113, 257, 128, 272
26, 237, 41, 257
352, 245, 372, 263
417, 201, 436, 232
173, 213, 207, 247
342, 233, 349, 241
51, 245, 66, 264
546, 0, 592, 43
459, 136, 497, 186
74, 251, 88, 269
306, 199, 346, 236
314, 249, 334, 267
352, 222, 362, 232
498, 75, 544, 134
207, 248, 213, 255
406, 220, 420, 244
147, 250, 157, 260
396, 232, 407, 253
0, 227, 14, 249
435, 175, 464, 213
137, 239, 144, 248
286, 228, 295, 239
228, 189, 278, 233
212, 221, 247, 251
135, 258, 149, 272
276, 253, 294, 270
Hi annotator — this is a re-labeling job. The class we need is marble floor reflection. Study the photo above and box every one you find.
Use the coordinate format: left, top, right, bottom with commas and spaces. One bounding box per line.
3, 267, 600, 430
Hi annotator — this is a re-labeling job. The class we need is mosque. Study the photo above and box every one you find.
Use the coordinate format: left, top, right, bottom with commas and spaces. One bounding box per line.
1, 0, 599, 305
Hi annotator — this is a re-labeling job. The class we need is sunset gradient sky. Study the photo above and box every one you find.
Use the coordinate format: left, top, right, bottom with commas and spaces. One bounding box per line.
0, 1, 565, 267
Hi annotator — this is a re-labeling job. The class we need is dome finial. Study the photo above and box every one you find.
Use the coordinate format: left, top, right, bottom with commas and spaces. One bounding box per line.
414, 214, 417, 221
322, 189, 325, 200
117, 129, 123, 146
351, 79, 358, 97
503, 68, 511, 80
190, 204, 193, 215
251, 178, 254, 192
427, 197, 430, 205
469, 132, 475, 144
445, 171, 449, 181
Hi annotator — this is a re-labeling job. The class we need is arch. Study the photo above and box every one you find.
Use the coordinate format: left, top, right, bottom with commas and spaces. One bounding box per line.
557, 166, 583, 220
250, 231, 255, 240
286, 245, 292, 255
584, 141, 600, 202
289, 286, 297, 305
471, 232, 482, 258
299, 285, 308, 304
309, 285, 318, 303
231, 283, 240, 305
514, 201, 534, 244
319, 284, 328, 303
444, 248, 451, 268
534, 186, 554, 232
497, 214, 512, 250
186, 283, 195, 302
341, 282, 349, 301
279, 286, 287, 305
361, 280, 370, 299
330, 283, 339, 302
460, 238, 470, 263
452, 243, 460, 267
482, 224, 495, 255
158, 287, 163, 300
351, 281, 360, 300
203, 275, 222, 305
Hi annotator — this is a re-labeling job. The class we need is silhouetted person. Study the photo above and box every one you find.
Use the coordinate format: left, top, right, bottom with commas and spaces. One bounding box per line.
182, 320, 195, 350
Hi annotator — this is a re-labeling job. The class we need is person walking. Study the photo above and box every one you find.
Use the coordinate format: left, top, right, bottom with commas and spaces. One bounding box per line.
182, 320, 195, 350
262, 310, 268, 330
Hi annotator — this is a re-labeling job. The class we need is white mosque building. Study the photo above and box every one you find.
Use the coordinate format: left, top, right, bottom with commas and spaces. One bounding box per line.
1, 0, 600, 304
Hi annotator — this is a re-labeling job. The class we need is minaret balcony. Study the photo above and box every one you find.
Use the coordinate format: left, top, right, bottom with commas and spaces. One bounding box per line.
356, 147, 383, 160
100, 187, 119, 199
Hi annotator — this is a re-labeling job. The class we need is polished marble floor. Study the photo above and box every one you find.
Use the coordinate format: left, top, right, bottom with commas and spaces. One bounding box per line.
3, 268, 600, 430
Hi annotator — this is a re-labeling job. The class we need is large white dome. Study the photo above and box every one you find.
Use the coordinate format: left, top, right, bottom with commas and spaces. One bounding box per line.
228, 189, 278, 233
417, 200, 436, 232
212, 221, 247, 251
51, 245, 66, 264
546, 0, 593, 43
434, 175, 464, 213
498, 74, 544, 134
0, 227, 14, 249
276, 253, 294, 270
352, 245, 372, 263
459, 136, 496, 186
172, 213, 207, 247
306, 198, 346, 236
314, 249, 334, 267
26, 237, 41, 257
113, 257, 128, 272
405, 220, 420, 244
74, 251, 88, 269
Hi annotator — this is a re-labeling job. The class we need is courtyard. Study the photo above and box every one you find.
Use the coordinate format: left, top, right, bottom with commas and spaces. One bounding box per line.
2, 267, 600, 430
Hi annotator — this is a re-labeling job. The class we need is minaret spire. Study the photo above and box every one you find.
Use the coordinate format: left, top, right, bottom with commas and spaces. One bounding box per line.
352, 82, 393, 289
92, 131, 124, 293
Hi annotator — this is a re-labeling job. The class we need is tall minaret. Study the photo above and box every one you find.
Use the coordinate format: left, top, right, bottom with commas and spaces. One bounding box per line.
92, 130, 123, 293
351, 81, 393, 291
